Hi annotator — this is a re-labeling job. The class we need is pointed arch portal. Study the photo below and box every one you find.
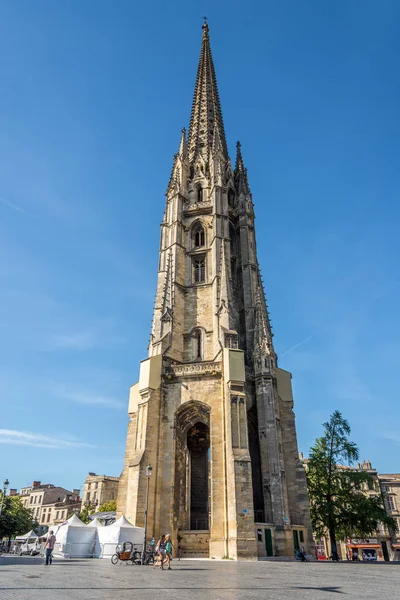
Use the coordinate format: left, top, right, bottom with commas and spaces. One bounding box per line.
174, 401, 210, 531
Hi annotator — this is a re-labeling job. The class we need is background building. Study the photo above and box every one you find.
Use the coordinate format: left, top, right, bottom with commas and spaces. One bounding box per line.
378, 472, 400, 561
18, 481, 81, 535
81, 473, 119, 512
301, 458, 400, 561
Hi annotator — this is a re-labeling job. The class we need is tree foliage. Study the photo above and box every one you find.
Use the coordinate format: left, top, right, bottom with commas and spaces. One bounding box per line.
97, 500, 117, 513
307, 411, 396, 550
0, 495, 37, 539
77, 505, 95, 524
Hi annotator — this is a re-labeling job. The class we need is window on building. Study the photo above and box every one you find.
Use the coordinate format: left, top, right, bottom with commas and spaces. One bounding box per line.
47, 513, 51, 523
387, 496, 396, 511
95, 482, 98, 490
193, 256, 205, 284
30, 496, 33, 504
56, 511, 59, 520
368, 478, 374, 490
197, 186, 203, 203
94, 492, 97, 502
193, 329, 202, 360
193, 224, 205, 248
86, 492, 90, 502
299, 531, 304, 543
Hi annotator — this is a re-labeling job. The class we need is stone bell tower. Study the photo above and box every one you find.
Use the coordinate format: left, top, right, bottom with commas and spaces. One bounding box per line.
117, 22, 313, 559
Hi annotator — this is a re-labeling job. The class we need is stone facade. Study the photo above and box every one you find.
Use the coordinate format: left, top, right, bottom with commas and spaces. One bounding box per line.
18, 481, 81, 535
81, 473, 119, 512
118, 22, 313, 559
306, 460, 400, 562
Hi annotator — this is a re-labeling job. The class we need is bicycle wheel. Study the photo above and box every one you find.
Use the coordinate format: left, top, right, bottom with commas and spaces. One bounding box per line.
132, 551, 142, 565
111, 554, 119, 565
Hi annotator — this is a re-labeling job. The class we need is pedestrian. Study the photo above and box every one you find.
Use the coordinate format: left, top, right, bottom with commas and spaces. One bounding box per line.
352, 549, 359, 561
164, 534, 173, 570
300, 546, 307, 562
154, 534, 165, 570
44, 530, 56, 565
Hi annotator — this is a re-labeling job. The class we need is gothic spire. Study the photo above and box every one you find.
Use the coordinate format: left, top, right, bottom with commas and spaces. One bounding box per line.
235, 141, 251, 195
187, 21, 229, 164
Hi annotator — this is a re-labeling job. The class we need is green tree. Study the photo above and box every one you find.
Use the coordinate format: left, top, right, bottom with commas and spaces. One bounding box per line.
77, 505, 95, 524
0, 495, 37, 540
97, 500, 117, 513
307, 411, 396, 557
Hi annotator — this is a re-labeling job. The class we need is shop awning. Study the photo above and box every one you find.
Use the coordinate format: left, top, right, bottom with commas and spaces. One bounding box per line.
392, 544, 400, 549
346, 544, 381, 549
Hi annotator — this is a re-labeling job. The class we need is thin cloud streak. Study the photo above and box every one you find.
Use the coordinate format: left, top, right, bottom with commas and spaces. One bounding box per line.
280, 334, 315, 357
50, 386, 125, 409
0, 196, 32, 217
0, 429, 93, 449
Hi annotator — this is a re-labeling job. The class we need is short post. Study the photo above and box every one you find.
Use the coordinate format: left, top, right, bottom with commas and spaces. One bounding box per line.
141, 465, 152, 565
0, 479, 9, 517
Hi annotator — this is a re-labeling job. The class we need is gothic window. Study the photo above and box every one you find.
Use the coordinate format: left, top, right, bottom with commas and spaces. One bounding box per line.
193, 224, 205, 248
197, 186, 203, 202
228, 189, 235, 206
193, 255, 206, 284
193, 329, 202, 360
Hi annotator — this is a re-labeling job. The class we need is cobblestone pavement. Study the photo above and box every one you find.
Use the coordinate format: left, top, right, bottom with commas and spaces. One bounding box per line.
0, 556, 399, 600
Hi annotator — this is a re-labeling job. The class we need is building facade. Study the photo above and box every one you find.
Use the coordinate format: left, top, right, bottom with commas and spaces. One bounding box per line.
81, 473, 119, 512
18, 481, 81, 535
378, 473, 400, 561
118, 22, 313, 559
307, 461, 400, 562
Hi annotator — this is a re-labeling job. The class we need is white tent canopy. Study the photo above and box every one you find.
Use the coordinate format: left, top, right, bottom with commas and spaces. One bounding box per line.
87, 518, 103, 528
53, 514, 97, 558
15, 530, 38, 541
97, 515, 144, 558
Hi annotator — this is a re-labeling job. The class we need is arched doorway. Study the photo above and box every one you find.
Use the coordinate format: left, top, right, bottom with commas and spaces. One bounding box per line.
187, 422, 210, 530
174, 401, 211, 532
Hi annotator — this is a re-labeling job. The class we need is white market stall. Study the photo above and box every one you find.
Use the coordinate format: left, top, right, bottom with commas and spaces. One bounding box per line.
53, 514, 97, 558
97, 515, 144, 558
86, 518, 103, 558
14, 530, 40, 555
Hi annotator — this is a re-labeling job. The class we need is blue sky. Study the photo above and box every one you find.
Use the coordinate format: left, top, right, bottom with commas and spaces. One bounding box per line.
1, 0, 399, 493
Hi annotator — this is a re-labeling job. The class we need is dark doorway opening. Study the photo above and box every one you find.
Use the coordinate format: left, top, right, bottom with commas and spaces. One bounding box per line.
187, 422, 210, 530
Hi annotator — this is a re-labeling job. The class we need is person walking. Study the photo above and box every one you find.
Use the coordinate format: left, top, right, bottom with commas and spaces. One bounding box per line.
154, 535, 166, 569
44, 531, 56, 565
164, 534, 173, 570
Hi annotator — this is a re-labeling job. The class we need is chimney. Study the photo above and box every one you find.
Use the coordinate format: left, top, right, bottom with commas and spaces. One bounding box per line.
9, 489, 17, 496
72, 489, 80, 499
32, 481, 41, 488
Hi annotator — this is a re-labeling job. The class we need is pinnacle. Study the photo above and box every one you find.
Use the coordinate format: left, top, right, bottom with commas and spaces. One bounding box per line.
235, 141, 250, 193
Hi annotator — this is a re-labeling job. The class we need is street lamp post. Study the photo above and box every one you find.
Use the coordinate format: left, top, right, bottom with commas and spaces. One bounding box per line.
0, 479, 9, 517
141, 465, 152, 565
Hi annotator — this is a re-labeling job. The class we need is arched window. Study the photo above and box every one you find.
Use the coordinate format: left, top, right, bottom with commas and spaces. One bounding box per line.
193, 224, 205, 248
193, 256, 205, 283
228, 189, 235, 206
197, 186, 203, 202
193, 329, 202, 360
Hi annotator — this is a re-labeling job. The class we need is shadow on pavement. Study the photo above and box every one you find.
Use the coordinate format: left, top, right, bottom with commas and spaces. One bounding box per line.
293, 587, 343, 594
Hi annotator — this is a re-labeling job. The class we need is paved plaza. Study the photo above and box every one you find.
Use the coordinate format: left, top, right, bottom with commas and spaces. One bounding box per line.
0, 556, 399, 600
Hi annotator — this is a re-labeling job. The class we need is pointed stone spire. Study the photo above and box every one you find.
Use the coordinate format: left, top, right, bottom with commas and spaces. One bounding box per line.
187, 21, 228, 164
235, 141, 250, 195
178, 127, 187, 158
167, 129, 187, 193
253, 274, 276, 373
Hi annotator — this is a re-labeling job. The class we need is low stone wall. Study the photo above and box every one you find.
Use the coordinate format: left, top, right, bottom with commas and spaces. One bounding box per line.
179, 530, 210, 557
